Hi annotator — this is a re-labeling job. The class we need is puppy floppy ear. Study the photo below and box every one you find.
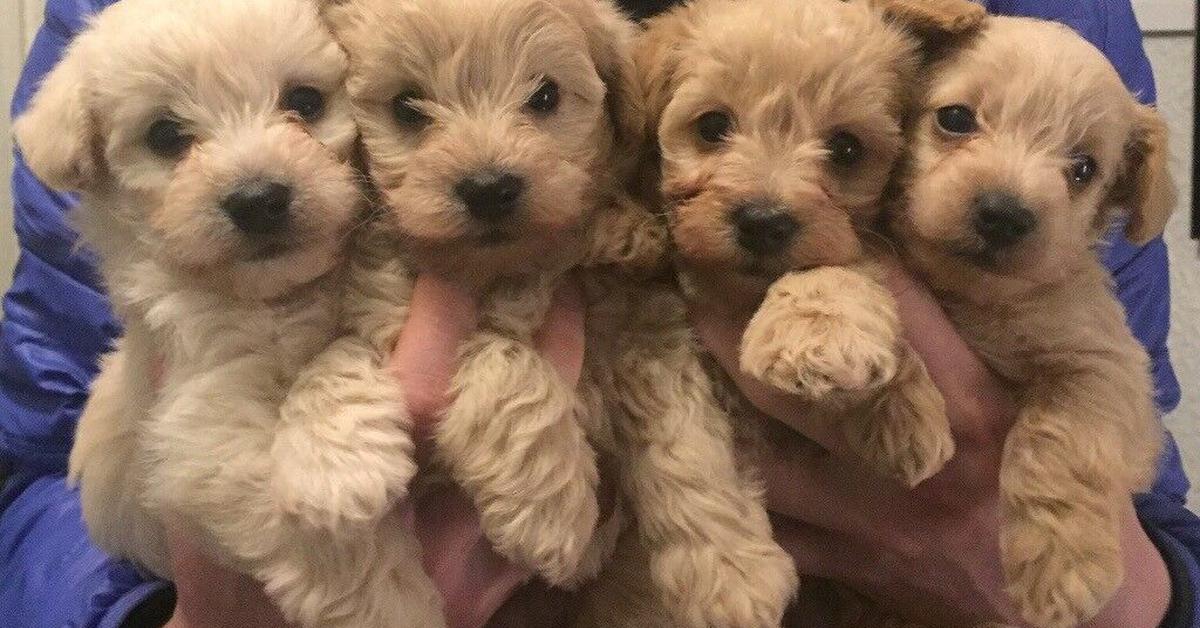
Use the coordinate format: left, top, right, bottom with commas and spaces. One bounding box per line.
560, 0, 647, 175
1112, 104, 1176, 244
631, 8, 690, 141
868, 0, 986, 35
12, 39, 99, 191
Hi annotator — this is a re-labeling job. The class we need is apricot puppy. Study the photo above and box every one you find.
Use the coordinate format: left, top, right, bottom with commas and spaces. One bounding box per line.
895, 16, 1174, 628
639, 0, 983, 488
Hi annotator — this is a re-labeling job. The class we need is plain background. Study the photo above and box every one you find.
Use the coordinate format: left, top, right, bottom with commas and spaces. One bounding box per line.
1, 0, 1198, 495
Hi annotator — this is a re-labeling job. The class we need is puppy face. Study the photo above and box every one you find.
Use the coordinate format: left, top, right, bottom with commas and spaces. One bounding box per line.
899, 17, 1175, 286
14, 0, 360, 298
638, 0, 927, 295
324, 0, 642, 283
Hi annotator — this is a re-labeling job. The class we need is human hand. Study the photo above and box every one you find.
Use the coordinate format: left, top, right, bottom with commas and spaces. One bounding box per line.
162, 273, 587, 628
394, 273, 587, 628
162, 515, 292, 628
691, 263, 1170, 628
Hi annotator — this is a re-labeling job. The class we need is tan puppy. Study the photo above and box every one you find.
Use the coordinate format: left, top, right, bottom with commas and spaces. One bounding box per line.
596, 1, 982, 625
638, 0, 984, 490
313, 0, 798, 625
13, 1, 447, 627
895, 16, 1174, 628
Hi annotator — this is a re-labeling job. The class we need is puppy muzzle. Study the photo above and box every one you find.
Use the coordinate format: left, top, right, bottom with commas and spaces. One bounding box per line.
730, 199, 800, 258
971, 189, 1038, 250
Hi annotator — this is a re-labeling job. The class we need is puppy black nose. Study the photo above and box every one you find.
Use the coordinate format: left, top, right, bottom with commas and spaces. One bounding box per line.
221, 180, 292, 236
732, 201, 799, 256
455, 170, 525, 222
972, 191, 1037, 249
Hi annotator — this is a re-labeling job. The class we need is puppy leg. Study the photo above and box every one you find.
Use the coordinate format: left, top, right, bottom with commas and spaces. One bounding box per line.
584, 192, 669, 275
270, 335, 415, 534
741, 266, 900, 400
146, 359, 442, 628
610, 289, 797, 627
438, 331, 599, 585
999, 370, 1157, 628
262, 519, 444, 628
69, 334, 170, 577
741, 265, 952, 485
842, 340, 954, 487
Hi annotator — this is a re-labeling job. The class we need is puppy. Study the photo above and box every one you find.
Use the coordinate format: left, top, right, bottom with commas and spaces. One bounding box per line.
894, 16, 1174, 628
638, 0, 984, 492
317, 0, 798, 625
14, 2, 443, 627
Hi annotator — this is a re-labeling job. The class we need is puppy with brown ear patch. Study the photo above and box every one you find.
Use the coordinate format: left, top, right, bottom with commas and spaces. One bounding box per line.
13, 1, 444, 627
895, 16, 1175, 628
315, 0, 796, 625
638, 0, 983, 490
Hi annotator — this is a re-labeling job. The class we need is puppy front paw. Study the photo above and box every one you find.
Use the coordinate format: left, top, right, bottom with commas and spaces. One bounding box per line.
263, 520, 446, 628
479, 485, 600, 586
841, 350, 954, 486
585, 196, 670, 275
653, 539, 798, 628
740, 307, 899, 400
271, 406, 416, 533
1001, 506, 1123, 628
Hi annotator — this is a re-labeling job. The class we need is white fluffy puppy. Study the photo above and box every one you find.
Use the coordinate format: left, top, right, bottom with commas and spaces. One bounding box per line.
14, 1, 441, 627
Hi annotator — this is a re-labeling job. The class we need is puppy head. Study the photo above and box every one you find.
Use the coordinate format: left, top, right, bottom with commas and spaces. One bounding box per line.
637, 0, 982, 298
13, 0, 360, 299
899, 17, 1176, 288
323, 0, 643, 284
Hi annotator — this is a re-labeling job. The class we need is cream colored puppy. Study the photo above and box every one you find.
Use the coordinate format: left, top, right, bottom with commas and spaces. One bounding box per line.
14, 1, 442, 627
311, 0, 798, 625
895, 16, 1174, 628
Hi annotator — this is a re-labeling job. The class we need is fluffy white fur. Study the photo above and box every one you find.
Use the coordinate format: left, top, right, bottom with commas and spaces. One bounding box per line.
14, 1, 443, 626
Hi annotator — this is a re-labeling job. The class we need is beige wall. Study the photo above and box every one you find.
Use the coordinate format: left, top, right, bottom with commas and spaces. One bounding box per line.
1, 0, 44, 289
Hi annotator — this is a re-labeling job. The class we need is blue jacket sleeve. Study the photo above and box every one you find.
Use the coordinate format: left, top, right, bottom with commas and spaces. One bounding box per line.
986, 1, 1197, 626
0, 1, 172, 626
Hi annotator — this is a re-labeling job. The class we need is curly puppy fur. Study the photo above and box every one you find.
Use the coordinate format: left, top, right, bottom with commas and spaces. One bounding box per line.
894, 16, 1175, 628
637, 0, 985, 492
14, 2, 444, 627
316, 0, 796, 625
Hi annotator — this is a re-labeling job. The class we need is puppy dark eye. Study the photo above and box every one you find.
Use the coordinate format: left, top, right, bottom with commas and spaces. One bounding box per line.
936, 104, 977, 135
526, 78, 560, 114
283, 86, 325, 122
826, 131, 865, 168
145, 118, 193, 158
392, 90, 429, 128
695, 111, 733, 145
1068, 154, 1098, 187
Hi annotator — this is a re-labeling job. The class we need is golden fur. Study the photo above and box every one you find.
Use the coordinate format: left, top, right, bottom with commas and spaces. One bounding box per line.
304, 0, 798, 625
894, 16, 1175, 628
637, 0, 985, 492
13, 1, 449, 628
